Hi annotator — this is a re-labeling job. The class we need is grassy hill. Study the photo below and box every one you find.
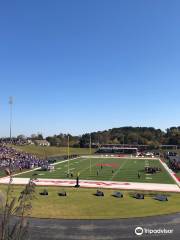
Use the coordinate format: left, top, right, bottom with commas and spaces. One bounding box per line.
0, 185, 180, 219
10, 144, 96, 158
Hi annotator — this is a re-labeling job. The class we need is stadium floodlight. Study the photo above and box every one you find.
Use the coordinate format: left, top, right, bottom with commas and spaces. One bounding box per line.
8, 96, 13, 141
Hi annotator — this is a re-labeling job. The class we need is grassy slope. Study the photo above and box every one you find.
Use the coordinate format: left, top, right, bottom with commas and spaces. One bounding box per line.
0, 185, 180, 219
15, 157, 174, 184
10, 145, 95, 158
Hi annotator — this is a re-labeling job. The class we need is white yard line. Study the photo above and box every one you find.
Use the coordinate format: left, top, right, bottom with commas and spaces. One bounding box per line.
158, 158, 180, 188
12, 167, 41, 177
9, 157, 79, 177
79, 159, 98, 175
81, 155, 159, 160
110, 158, 128, 181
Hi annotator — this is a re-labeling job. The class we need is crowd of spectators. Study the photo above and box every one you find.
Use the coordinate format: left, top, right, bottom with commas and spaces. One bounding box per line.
0, 144, 47, 174
0, 138, 30, 146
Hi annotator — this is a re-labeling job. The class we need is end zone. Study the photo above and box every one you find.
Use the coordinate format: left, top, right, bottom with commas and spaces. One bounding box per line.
0, 176, 180, 193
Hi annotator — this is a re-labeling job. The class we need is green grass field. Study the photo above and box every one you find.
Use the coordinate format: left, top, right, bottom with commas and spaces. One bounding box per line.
10, 145, 95, 158
0, 185, 180, 219
14, 157, 174, 184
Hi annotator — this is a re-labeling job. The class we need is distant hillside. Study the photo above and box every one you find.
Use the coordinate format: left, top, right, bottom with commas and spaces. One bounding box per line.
11, 145, 95, 158
6, 126, 180, 149
40, 126, 180, 148
79, 126, 180, 148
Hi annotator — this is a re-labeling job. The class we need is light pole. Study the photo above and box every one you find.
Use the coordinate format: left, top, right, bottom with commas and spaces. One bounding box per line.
9, 96, 13, 141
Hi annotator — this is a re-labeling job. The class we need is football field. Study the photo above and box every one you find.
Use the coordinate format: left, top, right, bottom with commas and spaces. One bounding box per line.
14, 157, 175, 184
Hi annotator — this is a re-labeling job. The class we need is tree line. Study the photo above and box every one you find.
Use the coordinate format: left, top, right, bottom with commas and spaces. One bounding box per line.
33, 126, 180, 148
2, 126, 180, 148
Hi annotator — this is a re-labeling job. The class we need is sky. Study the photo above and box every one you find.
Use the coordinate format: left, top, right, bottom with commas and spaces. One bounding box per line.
0, 0, 180, 137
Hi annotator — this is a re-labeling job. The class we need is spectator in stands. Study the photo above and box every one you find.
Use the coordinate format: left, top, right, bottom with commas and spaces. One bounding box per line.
0, 144, 47, 174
